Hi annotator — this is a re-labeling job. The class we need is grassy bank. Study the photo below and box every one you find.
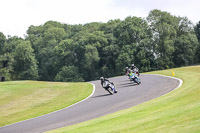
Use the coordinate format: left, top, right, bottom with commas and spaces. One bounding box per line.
0, 81, 93, 126
47, 66, 200, 133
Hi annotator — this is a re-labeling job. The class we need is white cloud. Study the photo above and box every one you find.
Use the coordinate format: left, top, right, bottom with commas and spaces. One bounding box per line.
109, 0, 200, 23
0, 0, 200, 37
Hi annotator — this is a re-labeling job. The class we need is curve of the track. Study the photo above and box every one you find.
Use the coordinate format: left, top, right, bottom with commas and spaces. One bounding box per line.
0, 74, 181, 133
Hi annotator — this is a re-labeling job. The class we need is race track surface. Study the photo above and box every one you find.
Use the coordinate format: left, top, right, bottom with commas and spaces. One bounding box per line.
0, 74, 180, 133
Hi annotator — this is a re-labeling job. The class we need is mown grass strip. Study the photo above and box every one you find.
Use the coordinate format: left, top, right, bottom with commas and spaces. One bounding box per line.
46, 66, 200, 133
0, 81, 93, 126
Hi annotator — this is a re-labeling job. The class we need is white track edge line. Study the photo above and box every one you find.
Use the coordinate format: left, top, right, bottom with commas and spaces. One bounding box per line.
1, 75, 182, 128
0, 82, 96, 128
143, 73, 183, 93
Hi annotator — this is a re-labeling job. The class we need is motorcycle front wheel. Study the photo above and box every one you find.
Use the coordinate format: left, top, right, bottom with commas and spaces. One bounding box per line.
107, 87, 114, 95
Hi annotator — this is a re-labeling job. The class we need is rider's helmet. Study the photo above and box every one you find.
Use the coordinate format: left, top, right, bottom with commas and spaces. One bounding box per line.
100, 77, 104, 81
131, 64, 135, 67
126, 67, 128, 70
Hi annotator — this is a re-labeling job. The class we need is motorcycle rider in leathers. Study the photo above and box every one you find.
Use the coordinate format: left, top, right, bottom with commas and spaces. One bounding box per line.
130, 64, 140, 77
100, 77, 117, 93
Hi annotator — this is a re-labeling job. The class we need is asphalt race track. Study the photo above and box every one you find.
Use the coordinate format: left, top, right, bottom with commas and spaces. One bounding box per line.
0, 74, 181, 133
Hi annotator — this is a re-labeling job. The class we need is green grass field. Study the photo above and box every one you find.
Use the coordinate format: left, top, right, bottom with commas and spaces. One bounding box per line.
0, 81, 93, 126
47, 65, 200, 133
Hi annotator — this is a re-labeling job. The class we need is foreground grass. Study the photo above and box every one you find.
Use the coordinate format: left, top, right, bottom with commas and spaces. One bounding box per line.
0, 81, 93, 126
47, 66, 200, 133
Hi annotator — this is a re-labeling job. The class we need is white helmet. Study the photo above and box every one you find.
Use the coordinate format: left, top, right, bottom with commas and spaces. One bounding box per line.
100, 77, 104, 80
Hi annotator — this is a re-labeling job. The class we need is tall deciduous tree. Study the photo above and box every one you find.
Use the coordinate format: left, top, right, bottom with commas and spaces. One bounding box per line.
195, 21, 200, 42
55, 66, 84, 82
1, 36, 24, 80
27, 21, 67, 81
147, 9, 179, 69
99, 19, 121, 77
82, 45, 100, 80
115, 16, 153, 73
0, 32, 6, 54
194, 21, 200, 63
173, 17, 198, 66
1, 10, 199, 82
13, 40, 38, 80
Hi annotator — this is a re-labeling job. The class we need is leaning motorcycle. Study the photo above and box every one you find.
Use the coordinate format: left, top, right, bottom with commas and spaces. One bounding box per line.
129, 72, 141, 85
102, 81, 117, 95
132, 68, 140, 77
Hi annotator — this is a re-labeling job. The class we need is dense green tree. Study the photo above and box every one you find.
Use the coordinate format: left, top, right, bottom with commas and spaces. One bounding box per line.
99, 20, 121, 77
84, 22, 103, 33
115, 16, 153, 73
82, 44, 100, 80
195, 44, 200, 63
0, 36, 24, 80
115, 16, 150, 46
0, 36, 38, 80
100, 43, 120, 77
0, 53, 14, 80
63, 24, 84, 38
134, 39, 154, 72
194, 21, 200, 42
100, 19, 121, 34
54, 39, 76, 66
1, 10, 200, 82
116, 45, 135, 74
0, 32, 6, 54
55, 66, 84, 82
147, 9, 179, 69
0, 32, 7, 78
173, 34, 198, 66
173, 17, 198, 66
27, 21, 67, 81
13, 40, 38, 80
3, 36, 24, 53
194, 21, 200, 63
72, 30, 108, 80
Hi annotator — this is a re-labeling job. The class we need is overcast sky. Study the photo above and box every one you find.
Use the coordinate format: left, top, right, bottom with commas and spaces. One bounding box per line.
0, 0, 200, 38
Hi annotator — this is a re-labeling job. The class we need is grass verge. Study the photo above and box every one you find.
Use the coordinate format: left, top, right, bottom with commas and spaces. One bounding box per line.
0, 81, 93, 126
46, 65, 200, 133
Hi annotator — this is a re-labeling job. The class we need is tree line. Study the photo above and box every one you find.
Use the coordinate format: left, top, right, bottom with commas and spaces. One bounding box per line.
0, 9, 200, 82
